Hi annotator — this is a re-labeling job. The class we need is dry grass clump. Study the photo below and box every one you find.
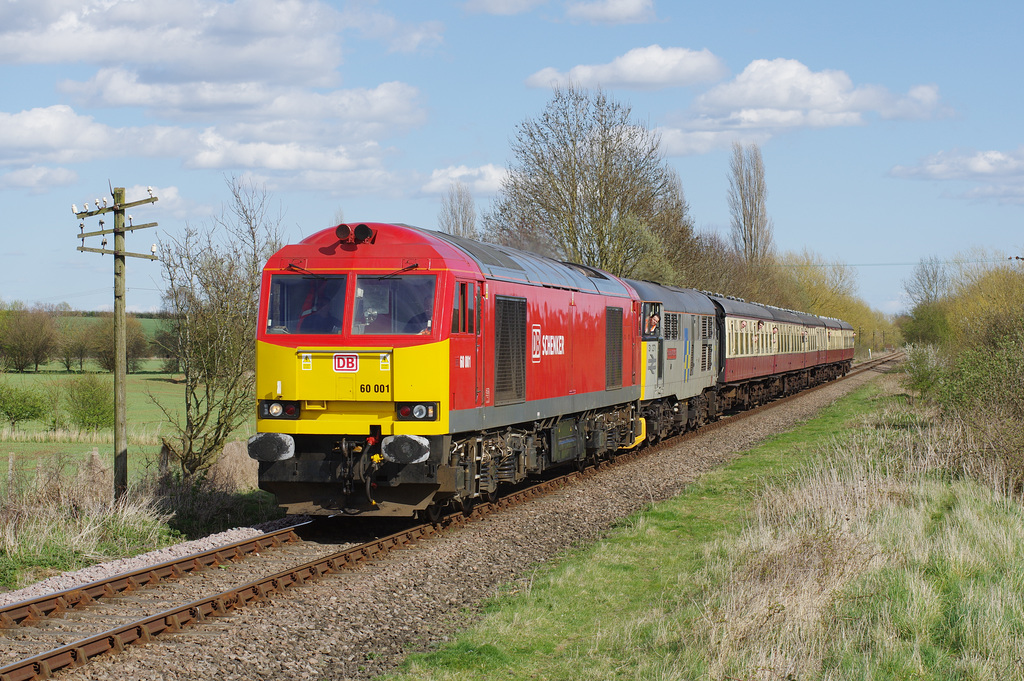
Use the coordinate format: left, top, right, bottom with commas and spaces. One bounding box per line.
0, 453, 175, 590
143, 440, 277, 539
689, 384, 1024, 680
205, 440, 258, 491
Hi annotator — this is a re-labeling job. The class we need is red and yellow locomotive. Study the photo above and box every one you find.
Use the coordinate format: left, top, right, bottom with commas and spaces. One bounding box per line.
247, 222, 645, 518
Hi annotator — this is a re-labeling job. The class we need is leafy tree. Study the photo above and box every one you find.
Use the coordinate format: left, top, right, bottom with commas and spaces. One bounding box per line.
155, 176, 281, 477
483, 83, 691, 279
780, 249, 857, 315
945, 252, 1024, 348
438, 181, 477, 239
901, 301, 951, 346
685, 230, 742, 294
0, 383, 47, 430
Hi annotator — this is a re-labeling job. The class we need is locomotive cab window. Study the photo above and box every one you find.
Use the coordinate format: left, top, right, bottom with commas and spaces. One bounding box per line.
641, 302, 662, 338
267, 275, 347, 334
352, 275, 436, 335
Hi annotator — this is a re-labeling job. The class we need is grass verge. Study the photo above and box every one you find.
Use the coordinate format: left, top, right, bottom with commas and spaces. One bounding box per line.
0, 448, 282, 592
392, 375, 1024, 680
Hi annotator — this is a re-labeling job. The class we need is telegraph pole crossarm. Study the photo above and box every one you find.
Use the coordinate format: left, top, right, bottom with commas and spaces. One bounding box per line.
72, 186, 159, 500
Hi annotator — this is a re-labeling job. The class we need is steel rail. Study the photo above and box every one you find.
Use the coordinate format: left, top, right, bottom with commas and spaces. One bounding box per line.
0, 523, 308, 629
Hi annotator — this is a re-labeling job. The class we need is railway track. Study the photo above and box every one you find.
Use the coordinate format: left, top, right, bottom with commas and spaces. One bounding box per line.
0, 352, 900, 681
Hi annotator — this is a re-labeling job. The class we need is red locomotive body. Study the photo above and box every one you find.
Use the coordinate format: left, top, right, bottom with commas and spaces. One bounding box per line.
249, 223, 643, 517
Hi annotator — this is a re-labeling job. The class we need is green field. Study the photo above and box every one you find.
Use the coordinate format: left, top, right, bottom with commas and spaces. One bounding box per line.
0, 367, 255, 477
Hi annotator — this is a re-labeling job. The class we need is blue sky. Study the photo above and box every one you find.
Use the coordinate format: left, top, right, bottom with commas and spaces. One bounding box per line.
1, 0, 1020, 315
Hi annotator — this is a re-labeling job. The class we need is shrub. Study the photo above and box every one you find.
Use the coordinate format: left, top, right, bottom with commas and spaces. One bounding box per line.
64, 373, 116, 431
900, 343, 945, 399
0, 382, 48, 430
927, 320, 1024, 491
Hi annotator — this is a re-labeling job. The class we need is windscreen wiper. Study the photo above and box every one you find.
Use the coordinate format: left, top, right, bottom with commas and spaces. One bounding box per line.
286, 263, 325, 279
378, 263, 419, 280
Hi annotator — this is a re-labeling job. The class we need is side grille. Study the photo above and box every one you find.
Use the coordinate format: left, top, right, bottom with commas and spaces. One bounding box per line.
664, 313, 679, 340
494, 296, 527, 405
606, 307, 623, 389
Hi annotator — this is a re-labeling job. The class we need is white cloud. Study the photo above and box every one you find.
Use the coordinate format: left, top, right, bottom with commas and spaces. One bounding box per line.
0, 0, 344, 87
0, 165, 78, 192
188, 130, 381, 171
565, 0, 655, 24
334, 5, 444, 53
0, 106, 146, 164
422, 164, 507, 195
698, 59, 863, 115
60, 71, 426, 140
462, 0, 548, 15
658, 128, 765, 156
527, 45, 727, 89
891, 149, 1024, 180
891, 148, 1024, 204
696, 58, 942, 125
0, 104, 398, 174
655, 58, 946, 155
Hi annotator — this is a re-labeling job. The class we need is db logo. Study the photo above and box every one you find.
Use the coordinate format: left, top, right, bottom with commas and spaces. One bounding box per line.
333, 353, 358, 372
531, 324, 542, 363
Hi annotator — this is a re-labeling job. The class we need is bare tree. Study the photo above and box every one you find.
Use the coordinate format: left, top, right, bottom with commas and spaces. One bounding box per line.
685, 230, 742, 294
90, 314, 150, 373
438, 181, 477, 239
904, 255, 949, 307
2, 306, 58, 372
727, 142, 775, 267
483, 83, 686, 279
57, 317, 93, 372
155, 177, 282, 477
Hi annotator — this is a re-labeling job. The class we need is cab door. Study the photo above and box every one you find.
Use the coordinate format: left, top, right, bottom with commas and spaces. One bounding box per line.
641, 301, 664, 398
450, 280, 483, 409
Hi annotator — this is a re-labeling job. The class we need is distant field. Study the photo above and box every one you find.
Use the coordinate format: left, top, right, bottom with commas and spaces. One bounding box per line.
0, 367, 256, 478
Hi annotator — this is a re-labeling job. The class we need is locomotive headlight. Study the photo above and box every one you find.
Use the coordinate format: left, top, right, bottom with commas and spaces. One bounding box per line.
259, 400, 300, 420
395, 402, 438, 421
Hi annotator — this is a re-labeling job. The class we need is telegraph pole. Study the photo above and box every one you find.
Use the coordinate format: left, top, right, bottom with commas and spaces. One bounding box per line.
74, 186, 158, 499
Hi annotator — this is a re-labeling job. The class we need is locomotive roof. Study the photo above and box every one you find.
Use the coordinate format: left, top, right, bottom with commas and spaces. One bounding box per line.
423, 226, 633, 298
279, 223, 630, 297
623, 279, 717, 315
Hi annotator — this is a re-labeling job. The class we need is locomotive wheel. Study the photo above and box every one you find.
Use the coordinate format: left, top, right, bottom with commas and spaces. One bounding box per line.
419, 503, 444, 524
